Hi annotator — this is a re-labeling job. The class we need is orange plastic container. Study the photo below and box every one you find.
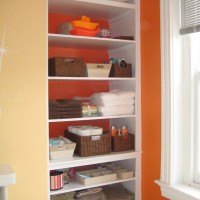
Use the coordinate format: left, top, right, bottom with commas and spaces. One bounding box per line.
71, 16, 99, 31
70, 27, 100, 37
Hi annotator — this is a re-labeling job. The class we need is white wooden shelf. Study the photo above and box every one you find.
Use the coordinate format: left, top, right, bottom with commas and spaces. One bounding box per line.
48, 34, 135, 50
49, 150, 140, 170
48, 77, 135, 81
48, 114, 136, 123
50, 177, 135, 195
48, 0, 135, 20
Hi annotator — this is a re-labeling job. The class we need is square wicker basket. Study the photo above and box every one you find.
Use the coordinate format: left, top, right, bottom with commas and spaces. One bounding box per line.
64, 131, 111, 157
109, 63, 132, 77
48, 57, 85, 77
111, 134, 135, 152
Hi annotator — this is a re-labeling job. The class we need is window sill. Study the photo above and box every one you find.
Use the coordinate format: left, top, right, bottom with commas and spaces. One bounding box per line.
155, 180, 200, 200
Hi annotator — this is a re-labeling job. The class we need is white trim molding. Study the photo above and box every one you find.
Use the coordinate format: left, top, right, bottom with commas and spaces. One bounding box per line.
156, 0, 200, 199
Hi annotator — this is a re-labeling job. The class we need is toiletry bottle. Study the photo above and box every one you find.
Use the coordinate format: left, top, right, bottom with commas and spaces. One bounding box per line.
121, 125, 128, 140
120, 59, 127, 68
111, 125, 117, 137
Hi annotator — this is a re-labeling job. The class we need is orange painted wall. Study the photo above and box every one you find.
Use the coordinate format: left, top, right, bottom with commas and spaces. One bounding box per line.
140, 0, 167, 199
48, 13, 110, 138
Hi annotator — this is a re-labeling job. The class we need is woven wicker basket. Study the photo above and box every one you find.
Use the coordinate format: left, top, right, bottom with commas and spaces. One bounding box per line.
64, 131, 111, 157
109, 63, 132, 77
48, 57, 85, 77
111, 134, 135, 152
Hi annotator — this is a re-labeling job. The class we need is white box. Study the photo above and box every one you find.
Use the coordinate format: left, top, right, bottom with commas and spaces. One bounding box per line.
76, 168, 117, 185
86, 63, 111, 77
104, 163, 134, 179
49, 137, 76, 160
116, 169, 134, 179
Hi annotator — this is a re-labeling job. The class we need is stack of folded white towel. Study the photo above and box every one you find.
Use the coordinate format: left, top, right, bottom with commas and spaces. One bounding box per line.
68, 125, 103, 136
90, 90, 135, 116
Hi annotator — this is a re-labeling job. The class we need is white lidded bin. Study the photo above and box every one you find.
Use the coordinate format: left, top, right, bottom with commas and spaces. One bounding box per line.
86, 63, 111, 77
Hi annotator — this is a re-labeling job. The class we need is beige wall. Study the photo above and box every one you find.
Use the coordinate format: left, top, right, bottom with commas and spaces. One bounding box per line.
0, 1, 47, 200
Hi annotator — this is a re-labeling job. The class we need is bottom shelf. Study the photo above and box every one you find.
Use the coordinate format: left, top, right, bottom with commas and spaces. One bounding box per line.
50, 177, 135, 195
50, 183, 135, 200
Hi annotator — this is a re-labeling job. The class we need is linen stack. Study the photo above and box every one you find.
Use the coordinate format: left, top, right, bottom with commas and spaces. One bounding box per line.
90, 90, 135, 116
75, 187, 107, 200
82, 103, 98, 117
49, 99, 82, 119
51, 192, 75, 200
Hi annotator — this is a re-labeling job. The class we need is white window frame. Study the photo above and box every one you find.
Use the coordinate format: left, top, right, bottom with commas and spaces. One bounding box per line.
156, 0, 200, 199
192, 33, 200, 185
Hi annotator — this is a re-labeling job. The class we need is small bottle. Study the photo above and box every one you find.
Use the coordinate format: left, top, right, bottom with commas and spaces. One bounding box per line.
121, 125, 128, 140
111, 125, 117, 137
118, 129, 121, 136
120, 59, 127, 68
121, 125, 128, 135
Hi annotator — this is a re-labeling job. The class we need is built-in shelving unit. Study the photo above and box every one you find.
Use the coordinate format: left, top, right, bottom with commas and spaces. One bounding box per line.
47, 0, 141, 199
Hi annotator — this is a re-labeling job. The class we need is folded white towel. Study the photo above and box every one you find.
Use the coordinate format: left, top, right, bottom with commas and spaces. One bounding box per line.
90, 90, 135, 106
91, 97, 134, 106
98, 104, 135, 116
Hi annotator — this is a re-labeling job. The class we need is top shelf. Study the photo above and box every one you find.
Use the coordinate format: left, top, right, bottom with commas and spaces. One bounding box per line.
48, 0, 135, 20
48, 34, 135, 50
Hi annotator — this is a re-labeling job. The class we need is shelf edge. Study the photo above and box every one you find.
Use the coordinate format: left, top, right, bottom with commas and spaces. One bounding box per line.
50, 177, 136, 195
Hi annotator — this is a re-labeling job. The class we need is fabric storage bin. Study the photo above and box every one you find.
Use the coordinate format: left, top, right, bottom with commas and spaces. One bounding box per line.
86, 63, 111, 77
64, 131, 111, 157
109, 63, 132, 77
49, 137, 76, 160
111, 134, 135, 152
48, 57, 85, 77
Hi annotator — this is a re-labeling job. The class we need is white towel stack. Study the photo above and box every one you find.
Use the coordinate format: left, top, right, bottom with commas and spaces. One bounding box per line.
90, 90, 135, 116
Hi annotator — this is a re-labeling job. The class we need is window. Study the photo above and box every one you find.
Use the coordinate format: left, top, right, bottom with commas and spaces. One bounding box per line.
156, 0, 200, 199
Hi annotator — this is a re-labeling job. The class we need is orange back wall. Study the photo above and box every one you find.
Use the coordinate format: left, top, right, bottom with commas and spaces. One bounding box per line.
48, 13, 110, 138
141, 0, 167, 199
